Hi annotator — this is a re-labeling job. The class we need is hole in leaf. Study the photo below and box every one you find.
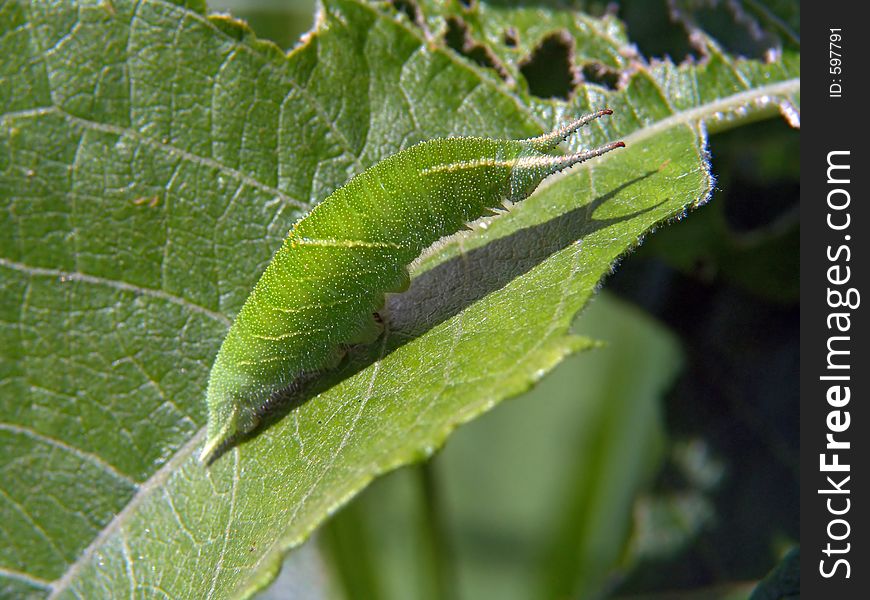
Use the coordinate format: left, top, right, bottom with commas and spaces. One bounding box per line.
581, 62, 620, 90
389, 0, 421, 27
503, 27, 518, 47
619, 0, 694, 63
444, 16, 509, 81
519, 31, 577, 100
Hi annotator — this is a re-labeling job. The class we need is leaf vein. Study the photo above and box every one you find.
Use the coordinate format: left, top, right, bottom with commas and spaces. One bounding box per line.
0, 423, 139, 488
0, 566, 52, 590
2, 105, 308, 211
0, 257, 231, 327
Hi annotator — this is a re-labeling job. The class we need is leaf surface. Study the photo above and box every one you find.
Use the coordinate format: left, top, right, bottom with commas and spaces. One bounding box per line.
0, 0, 798, 597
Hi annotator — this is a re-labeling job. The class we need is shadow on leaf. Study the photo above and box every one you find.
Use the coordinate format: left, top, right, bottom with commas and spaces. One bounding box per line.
221, 170, 663, 459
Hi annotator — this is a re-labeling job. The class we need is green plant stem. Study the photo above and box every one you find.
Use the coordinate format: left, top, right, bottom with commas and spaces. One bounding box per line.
417, 460, 457, 600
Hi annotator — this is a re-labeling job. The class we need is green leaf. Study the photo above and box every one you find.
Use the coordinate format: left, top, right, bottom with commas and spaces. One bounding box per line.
319, 293, 683, 600
319, 464, 448, 600
0, 0, 798, 597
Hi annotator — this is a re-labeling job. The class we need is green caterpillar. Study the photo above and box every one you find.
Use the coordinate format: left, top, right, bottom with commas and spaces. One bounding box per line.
200, 110, 624, 463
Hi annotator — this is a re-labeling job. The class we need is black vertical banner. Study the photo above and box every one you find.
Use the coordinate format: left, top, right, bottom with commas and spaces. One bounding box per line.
801, 2, 868, 597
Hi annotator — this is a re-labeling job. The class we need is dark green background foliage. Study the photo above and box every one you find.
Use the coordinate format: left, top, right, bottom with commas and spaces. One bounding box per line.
0, 0, 798, 598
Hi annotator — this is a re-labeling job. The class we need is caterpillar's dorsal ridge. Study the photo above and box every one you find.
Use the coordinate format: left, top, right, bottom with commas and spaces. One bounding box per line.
200, 110, 625, 464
